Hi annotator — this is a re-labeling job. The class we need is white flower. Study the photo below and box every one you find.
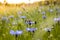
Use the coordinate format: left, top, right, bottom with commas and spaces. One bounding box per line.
44, 27, 52, 32
12, 21, 17, 25
49, 9, 53, 13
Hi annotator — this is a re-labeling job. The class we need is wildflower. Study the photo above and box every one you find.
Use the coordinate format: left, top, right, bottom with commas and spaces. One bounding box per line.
26, 19, 35, 25
41, 11, 46, 15
10, 30, 23, 35
54, 17, 60, 22
15, 30, 23, 35
42, 15, 46, 19
10, 30, 23, 39
10, 30, 15, 35
20, 16, 26, 19
26, 28, 37, 33
12, 21, 17, 26
49, 9, 53, 13
44, 27, 52, 32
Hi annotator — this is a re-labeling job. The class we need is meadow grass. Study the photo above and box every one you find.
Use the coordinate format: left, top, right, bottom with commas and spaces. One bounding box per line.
0, 5, 60, 40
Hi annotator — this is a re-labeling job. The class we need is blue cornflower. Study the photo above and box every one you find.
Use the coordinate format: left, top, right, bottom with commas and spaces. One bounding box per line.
54, 17, 60, 22
42, 15, 46, 19
20, 16, 26, 19
30, 28, 37, 32
41, 11, 46, 15
15, 30, 23, 35
10, 30, 15, 35
26, 28, 37, 32
25, 20, 35, 25
10, 30, 23, 35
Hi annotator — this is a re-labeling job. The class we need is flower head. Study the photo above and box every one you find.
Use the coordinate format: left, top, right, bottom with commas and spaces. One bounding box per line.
42, 15, 46, 19
49, 9, 53, 13
10, 30, 23, 35
41, 11, 46, 15
12, 21, 17, 26
54, 17, 60, 22
15, 30, 23, 35
44, 27, 52, 32
26, 28, 37, 32
10, 30, 15, 35
20, 16, 26, 19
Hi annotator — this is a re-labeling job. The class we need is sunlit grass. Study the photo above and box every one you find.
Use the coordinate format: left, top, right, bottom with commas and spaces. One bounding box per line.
0, 4, 60, 40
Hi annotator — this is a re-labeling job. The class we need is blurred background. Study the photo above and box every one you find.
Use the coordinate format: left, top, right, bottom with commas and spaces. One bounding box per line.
0, 0, 60, 40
